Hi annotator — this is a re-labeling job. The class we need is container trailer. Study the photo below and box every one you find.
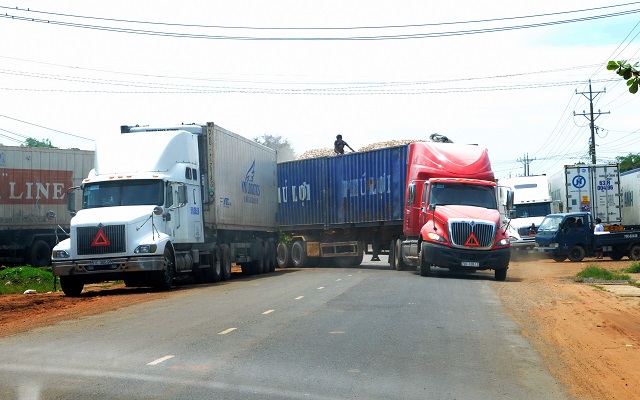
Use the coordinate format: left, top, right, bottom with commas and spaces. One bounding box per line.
0, 145, 94, 267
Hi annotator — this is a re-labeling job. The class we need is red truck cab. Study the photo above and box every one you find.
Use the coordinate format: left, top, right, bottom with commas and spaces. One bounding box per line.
393, 142, 511, 280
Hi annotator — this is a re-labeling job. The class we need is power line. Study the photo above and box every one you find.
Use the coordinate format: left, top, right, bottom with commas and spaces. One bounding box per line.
0, 114, 94, 142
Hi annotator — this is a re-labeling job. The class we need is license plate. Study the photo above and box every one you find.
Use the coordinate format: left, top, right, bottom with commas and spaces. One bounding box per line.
90, 259, 113, 266
461, 261, 479, 267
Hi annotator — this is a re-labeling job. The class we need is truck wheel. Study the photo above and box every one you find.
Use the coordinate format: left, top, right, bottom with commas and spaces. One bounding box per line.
551, 254, 567, 262
250, 239, 265, 275
495, 268, 508, 281
220, 244, 231, 281
394, 239, 408, 271
419, 242, 431, 277
568, 245, 586, 262
629, 245, 640, 261
291, 241, 308, 268
267, 239, 277, 272
29, 240, 51, 267
350, 241, 364, 266
210, 245, 222, 282
154, 247, 175, 290
60, 276, 84, 297
389, 240, 396, 270
276, 242, 291, 268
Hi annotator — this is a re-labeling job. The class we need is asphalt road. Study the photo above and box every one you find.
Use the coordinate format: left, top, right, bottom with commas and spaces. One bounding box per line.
0, 258, 569, 400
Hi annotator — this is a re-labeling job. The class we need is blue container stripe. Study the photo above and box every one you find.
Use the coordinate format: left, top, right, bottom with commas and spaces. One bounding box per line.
277, 145, 408, 228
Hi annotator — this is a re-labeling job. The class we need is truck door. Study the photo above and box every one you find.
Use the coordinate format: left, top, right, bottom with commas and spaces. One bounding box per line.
404, 180, 425, 237
562, 215, 589, 249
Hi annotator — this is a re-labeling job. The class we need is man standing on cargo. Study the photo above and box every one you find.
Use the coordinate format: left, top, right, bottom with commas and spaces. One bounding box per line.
334, 134, 355, 155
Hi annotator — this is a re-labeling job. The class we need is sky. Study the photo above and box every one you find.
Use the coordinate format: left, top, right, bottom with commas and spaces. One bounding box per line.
1, 0, 639, 179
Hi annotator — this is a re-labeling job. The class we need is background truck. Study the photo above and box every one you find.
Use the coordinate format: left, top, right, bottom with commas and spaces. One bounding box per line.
52, 122, 278, 296
620, 167, 640, 227
0, 145, 94, 267
535, 212, 640, 262
276, 144, 408, 268
549, 164, 621, 225
395, 142, 512, 280
497, 175, 552, 251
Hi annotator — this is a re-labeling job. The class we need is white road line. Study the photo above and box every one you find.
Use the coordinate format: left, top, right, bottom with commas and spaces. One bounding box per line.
218, 328, 237, 335
317, 286, 325, 290
335, 278, 342, 281
262, 309, 275, 315
295, 296, 304, 300
147, 355, 174, 366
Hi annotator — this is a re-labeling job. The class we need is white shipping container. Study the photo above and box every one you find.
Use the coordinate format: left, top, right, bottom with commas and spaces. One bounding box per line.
0, 146, 94, 229
549, 164, 621, 225
203, 123, 278, 231
620, 167, 640, 226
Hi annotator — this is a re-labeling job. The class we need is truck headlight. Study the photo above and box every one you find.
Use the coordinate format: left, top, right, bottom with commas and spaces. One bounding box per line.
134, 244, 158, 254
52, 250, 70, 259
498, 238, 510, 246
426, 232, 446, 243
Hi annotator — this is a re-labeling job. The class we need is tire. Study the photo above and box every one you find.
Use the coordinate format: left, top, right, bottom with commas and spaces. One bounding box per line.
350, 241, 364, 266
551, 253, 567, 262
267, 239, 277, 272
29, 240, 51, 267
250, 239, 265, 275
394, 239, 408, 271
495, 268, 508, 281
276, 242, 291, 268
419, 242, 431, 277
568, 245, 586, 262
291, 241, 308, 268
60, 276, 84, 297
154, 246, 175, 290
209, 245, 222, 283
220, 244, 231, 281
389, 240, 396, 270
629, 245, 640, 261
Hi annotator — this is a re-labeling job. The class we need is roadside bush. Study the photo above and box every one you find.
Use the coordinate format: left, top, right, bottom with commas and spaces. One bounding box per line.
575, 265, 631, 282
623, 263, 640, 274
0, 266, 56, 294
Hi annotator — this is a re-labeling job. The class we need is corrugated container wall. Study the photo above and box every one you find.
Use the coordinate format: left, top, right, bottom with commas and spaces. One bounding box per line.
278, 145, 408, 229
0, 146, 94, 229
204, 124, 278, 231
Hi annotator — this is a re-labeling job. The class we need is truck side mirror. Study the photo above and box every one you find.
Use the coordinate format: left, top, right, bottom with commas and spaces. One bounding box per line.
505, 190, 515, 211
67, 191, 77, 216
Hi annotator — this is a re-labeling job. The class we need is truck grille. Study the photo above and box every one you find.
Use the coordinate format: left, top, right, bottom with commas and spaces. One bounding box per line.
449, 220, 495, 249
518, 226, 538, 238
76, 225, 126, 255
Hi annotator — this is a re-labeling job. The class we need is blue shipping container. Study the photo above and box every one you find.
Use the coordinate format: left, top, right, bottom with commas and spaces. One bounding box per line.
277, 145, 408, 229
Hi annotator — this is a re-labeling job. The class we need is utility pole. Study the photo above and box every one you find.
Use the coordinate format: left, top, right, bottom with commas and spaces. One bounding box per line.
574, 80, 609, 164
517, 153, 535, 176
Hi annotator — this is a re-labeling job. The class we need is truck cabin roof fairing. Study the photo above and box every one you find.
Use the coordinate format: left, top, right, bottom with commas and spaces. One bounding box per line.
407, 142, 495, 183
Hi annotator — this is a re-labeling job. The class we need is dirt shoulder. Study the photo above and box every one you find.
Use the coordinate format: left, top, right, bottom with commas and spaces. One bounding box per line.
1, 258, 639, 399
495, 253, 640, 400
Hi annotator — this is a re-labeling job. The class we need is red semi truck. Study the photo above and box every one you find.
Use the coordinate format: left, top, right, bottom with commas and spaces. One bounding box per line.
392, 142, 513, 280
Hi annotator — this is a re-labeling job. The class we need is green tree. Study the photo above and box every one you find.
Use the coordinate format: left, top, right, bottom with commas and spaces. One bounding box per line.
615, 152, 640, 173
607, 60, 640, 94
253, 134, 296, 163
21, 137, 56, 148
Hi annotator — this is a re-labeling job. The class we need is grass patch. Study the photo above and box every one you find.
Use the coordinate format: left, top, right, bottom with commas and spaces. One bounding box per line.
0, 266, 56, 294
575, 265, 631, 282
623, 262, 640, 274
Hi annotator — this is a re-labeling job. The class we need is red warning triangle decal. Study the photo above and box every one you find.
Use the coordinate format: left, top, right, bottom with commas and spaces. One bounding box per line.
91, 227, 111, 247
464, 232, 480, 247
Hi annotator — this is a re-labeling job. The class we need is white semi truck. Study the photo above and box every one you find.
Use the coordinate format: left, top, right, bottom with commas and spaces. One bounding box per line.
498, 175, 552, 250
548, 164, 621, 226
52, 122, 278, 296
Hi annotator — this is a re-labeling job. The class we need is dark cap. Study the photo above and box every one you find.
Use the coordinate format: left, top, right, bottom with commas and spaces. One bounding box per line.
336, 134, 342, 139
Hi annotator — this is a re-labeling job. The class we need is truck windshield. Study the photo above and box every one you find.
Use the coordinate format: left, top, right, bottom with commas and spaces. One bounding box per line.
429, 182, 498, 209
513, 203, 552, 218
82, 180, 164, 209
537, 215, 563, 233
